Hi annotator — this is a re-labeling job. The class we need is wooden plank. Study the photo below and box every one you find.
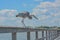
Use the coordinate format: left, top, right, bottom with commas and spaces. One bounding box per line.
0, 27, 59, 33
0, 27, 41, 33
12, 32, 16, 40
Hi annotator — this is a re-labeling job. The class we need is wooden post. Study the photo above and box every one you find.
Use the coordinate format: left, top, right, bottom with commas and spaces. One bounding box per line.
49, 31, 50, 40
27, 32, 30, 40
46, 31, 50, 40
42, 31, 44, 40
46, 30, 47, 40
12, 32, 16, 40
36, 31, 38, 39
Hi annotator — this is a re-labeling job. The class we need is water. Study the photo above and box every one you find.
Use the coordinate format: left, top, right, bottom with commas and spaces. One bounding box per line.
0, 32, 42, 40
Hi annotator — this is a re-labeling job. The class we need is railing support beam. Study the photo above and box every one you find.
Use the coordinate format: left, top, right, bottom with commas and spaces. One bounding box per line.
36, 31, 38, 39
27, 32, 30, 40
46, 30, 48, 40
12, 32, 16, 40
42, 31, 44, 40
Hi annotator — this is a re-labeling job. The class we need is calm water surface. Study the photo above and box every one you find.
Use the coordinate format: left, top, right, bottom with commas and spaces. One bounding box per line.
0, 31, 44, 40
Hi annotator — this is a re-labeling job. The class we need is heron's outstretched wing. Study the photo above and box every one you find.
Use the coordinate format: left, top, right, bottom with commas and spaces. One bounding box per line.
32, 15, 38, 20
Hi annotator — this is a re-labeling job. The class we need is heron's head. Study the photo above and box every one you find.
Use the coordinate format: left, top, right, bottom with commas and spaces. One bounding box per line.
28, 16, 32, 19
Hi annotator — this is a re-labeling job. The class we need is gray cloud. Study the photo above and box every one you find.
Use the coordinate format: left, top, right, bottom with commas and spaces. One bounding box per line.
32, 0, 60, 26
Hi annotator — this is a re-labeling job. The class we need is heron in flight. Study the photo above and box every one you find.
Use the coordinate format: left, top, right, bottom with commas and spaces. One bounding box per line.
16, 11, 38, 27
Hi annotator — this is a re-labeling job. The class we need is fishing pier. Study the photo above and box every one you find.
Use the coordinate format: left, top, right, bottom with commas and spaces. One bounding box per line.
0, 27, 60, 40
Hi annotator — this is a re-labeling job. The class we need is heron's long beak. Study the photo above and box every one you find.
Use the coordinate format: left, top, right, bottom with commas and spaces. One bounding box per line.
33, 15, 39, 20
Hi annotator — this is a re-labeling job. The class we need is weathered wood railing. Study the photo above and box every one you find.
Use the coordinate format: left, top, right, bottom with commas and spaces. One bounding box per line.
0, 27, 60, 40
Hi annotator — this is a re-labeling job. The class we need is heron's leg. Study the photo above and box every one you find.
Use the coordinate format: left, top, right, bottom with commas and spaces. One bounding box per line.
21, 18, 26, 28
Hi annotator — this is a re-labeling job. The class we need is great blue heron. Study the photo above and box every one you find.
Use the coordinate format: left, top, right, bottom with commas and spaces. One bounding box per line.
16, 11, 38, 27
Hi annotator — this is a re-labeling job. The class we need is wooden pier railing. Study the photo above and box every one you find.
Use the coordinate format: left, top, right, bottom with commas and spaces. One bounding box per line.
0, 27, 60, 40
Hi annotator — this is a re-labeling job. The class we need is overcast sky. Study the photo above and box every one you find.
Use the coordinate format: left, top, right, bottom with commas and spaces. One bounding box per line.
0, 0, 60, 27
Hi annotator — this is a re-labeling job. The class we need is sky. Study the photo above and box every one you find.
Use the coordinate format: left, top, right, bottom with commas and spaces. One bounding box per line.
0, 0, 60, 27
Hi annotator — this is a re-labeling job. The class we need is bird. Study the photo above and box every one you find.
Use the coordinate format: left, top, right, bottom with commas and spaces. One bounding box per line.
16, 11, 38, 27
